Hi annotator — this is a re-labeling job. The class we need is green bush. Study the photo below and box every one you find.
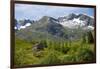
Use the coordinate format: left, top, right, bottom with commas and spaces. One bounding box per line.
15, 38, 40, 66
61, 54, 77, 63
77, 48, 94, 61
40, 50, 61, 64
87, 31, 94, 44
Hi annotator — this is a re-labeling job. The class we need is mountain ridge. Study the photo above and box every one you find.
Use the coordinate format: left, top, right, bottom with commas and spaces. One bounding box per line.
15, 13, 94, 41
15, 13, 94, 30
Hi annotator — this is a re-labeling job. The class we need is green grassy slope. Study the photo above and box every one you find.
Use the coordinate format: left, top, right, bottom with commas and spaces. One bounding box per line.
14, 37, 95, 67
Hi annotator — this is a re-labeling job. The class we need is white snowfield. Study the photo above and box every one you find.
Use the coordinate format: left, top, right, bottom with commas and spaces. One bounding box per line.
59, 18, 94, 30
83, 25, 94, 30
15, 23, 31, 30
14, 26, 17, 30
88, 26, 94, 30
20, 23, 31, 29
60, 18, 86, 28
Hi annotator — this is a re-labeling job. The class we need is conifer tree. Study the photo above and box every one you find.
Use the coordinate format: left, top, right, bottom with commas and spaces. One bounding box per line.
87, 31, 94, 43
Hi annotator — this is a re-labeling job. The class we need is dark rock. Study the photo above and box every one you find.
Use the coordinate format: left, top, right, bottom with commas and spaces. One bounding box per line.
32, 42, 46, 51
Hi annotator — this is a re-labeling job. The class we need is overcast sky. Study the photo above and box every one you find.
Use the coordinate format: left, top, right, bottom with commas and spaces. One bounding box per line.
15, 4, 94, 20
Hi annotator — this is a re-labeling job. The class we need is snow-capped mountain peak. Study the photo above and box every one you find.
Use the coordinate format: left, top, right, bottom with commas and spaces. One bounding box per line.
59, 17, 86, 28
15, 19, 33, 30
15, 13, 94, 30
58, 13, 94, 29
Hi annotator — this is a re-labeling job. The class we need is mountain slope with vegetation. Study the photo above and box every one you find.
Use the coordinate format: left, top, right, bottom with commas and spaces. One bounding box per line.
14, 13, 95, 67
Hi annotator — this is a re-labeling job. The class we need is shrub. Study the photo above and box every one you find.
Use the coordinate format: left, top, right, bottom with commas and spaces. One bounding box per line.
40, 50, 61, 64
77, 48, 94, 61
86, 31, 94, 44
61, 54, 77, 63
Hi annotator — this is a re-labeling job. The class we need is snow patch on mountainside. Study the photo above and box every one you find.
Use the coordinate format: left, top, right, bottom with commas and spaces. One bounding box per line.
88, 26, 94, 30
15, 23, 31, 30
82, 25, 94, 30
73, 18, 86, 26
20, 23, 31, 29
59, 18, 86, 28
14, 26, 17, 30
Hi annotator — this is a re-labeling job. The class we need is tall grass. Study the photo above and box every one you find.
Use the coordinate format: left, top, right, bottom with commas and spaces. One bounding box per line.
15, 36, 95, 66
